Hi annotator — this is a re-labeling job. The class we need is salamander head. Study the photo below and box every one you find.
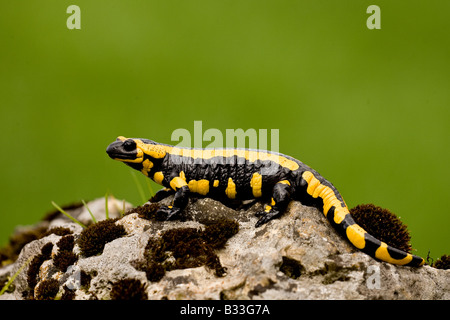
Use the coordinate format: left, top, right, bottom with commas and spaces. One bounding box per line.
106, 136, 143, 163
106, 136, 167, 164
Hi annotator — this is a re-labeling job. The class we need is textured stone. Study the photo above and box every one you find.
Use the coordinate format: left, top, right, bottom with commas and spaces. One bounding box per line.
0, 196, 448, 300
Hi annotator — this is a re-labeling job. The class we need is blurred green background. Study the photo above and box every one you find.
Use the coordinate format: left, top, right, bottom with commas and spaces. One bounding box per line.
0, 1, 448, 259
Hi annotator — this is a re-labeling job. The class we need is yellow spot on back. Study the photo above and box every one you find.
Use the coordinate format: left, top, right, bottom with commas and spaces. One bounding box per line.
213, 180, 219, 187
188, 179, 210, 196
170, 171, 187, 190
225, 178, 237, 199
153, 171, 164, 185
141, 159, 154, 176
250, 172, 263, 198
345, 224, 366, 249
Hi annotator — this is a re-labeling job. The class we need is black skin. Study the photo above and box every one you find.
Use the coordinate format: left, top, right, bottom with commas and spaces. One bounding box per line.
106, 138, 426, 267
106, 138, 303, 227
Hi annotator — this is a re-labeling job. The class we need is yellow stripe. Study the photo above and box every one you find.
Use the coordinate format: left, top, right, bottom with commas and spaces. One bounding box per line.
333, 209, 350, 224
225, 178, 237, 199
302, 171, 346, 218
250, 172, 263, 197
278, 180, 291, 186
307, 178, 321, 196
312, 183, 326, 198
122, 137, 300, 171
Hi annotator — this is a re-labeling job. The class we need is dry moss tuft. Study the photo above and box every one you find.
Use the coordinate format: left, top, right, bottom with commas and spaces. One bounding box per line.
350, 204, 412, 253
110, 278, 148, 300
126, 203, 161, 220
35, 278, 60, 300
77, 219, 126, 257
140, 219, 239, 281
27, 242, 54, 291
433, 254, 450, 270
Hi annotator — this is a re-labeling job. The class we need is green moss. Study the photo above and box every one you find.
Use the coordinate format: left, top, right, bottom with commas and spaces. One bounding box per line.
350, 204, 412, 253
141, 219, 239, 281
77, 219, 127, 257
110, 278, 147, 300
35, 278, 59, 300
433, 254, 450, 270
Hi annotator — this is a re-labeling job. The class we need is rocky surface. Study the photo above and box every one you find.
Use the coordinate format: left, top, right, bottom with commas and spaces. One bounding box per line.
0, 195, 448, 300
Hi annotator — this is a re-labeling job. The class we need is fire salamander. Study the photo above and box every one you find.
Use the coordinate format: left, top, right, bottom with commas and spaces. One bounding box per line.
106, 136, 424, 267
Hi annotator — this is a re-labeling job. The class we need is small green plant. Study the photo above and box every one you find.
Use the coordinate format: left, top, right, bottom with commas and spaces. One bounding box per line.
51, 201, 86, 229
130, 171, 147, 204
0, 256, 32, 295
105, 192, 110, 220
131, 170, 155, 204
81, 200, 97, 224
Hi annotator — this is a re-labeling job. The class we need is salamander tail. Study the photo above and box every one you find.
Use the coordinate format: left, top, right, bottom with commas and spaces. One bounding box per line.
300, 170, 424, 267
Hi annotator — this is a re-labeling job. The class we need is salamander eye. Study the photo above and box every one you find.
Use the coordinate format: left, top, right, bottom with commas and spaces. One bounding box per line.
123, 139, 136, 151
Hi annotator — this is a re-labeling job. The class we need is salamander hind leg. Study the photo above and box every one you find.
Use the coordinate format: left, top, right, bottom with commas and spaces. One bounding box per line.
255, 180, 292, 227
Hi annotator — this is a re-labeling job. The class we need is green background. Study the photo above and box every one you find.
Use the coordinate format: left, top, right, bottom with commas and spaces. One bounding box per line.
1, 1, 448, 260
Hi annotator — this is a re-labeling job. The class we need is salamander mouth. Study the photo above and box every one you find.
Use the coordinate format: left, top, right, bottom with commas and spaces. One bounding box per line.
106, 140, 143, 162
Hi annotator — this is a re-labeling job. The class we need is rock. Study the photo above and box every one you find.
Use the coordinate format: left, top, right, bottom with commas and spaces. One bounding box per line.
0, 195, 448, 300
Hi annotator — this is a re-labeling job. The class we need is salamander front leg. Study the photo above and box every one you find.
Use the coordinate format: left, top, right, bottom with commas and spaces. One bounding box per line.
156, 185, 190, 220
255, 180, 292, 227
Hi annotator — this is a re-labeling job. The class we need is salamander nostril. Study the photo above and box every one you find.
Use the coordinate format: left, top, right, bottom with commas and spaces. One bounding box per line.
123, 139, 136, 151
